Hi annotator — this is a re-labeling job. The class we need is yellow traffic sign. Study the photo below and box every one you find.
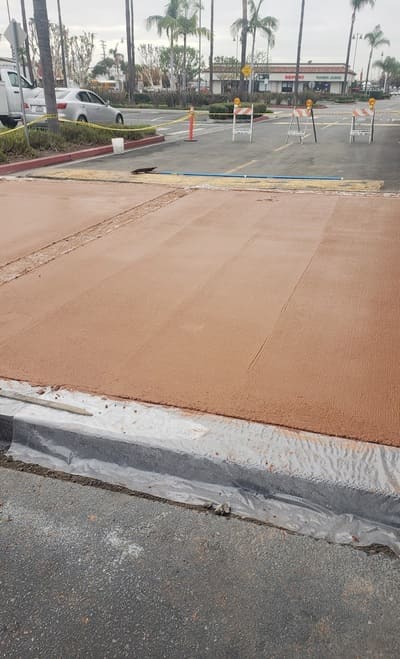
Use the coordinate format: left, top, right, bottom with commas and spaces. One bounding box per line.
369, 97, 376, 107
233, 97, 241, 107
306, 98, 313, 109
241, 65, 252, 78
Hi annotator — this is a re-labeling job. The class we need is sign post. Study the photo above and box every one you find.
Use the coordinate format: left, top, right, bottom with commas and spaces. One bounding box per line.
306, 98, 317, 143
4, 19, 30, 146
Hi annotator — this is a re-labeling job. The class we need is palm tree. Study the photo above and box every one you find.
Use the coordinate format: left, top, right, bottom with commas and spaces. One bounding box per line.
238, 0, 248, 97
32, 0, 58, 133
20, 0, 34, 82
232, 1, 278, 96
343, 0, 375, 94
56, 0, 68, 86
209, 0, 214, 94
147, 0, 182, 92
125, 0, 134, 100
374, 56, 400, 92
247, 1, 278, 94
179, 1, 209, 91
364, 25, 390, 92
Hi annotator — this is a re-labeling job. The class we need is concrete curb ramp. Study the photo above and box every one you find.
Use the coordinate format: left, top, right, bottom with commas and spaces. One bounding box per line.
29, 168, 384, 193
1, 379, 399, 555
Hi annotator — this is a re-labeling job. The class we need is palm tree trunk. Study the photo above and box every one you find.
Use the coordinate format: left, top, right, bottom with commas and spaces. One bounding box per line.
198, 2, 202, 94
343, 9, 356, 95
33, 0, 58, 133
170, 32, 176, 92
130, 0, 136, 103
365, 47, 373, 92
294, 0, 306, 105
56, 0, 68, 86
238, 0, 248, 97
249, 27, 256, 95
209, 0, 214, 95
20, 0, 34, 82
125, 0, 134, 101
183, 33, 187, 91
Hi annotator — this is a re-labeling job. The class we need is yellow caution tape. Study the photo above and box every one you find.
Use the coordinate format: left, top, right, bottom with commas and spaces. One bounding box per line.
0, 113, 189, 139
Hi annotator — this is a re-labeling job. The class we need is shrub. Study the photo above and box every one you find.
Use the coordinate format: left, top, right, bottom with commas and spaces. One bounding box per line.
209, 101, 267, 120
0, 149, 7, 162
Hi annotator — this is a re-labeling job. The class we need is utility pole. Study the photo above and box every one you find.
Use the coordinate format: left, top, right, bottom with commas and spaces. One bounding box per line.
294, 0, 306, 106
100, 40, 107, 60
56, 0, 68, 86
209, 0, 214, 95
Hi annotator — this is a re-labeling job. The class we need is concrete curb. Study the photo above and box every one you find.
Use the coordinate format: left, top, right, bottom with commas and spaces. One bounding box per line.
0, 379, 399, 554
0, 135, 165, 175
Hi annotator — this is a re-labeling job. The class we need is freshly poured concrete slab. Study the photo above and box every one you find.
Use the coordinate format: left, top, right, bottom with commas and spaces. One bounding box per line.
0, 178, 171, 266
0, 180, 399, 448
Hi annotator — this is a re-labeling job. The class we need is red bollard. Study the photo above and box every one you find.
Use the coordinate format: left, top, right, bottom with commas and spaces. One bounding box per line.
184, 106, 197, 142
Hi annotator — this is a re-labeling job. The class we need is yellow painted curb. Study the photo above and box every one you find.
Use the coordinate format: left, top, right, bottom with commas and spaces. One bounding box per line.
31, 168, 384, 193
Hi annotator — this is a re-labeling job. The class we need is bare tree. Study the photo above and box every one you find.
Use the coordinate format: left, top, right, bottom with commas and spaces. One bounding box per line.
32, 0, 58, 132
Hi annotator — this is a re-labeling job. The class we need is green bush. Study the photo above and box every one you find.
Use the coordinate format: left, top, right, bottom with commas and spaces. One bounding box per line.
209, 102, 267, 120
333, 96, 356, 103
0, 122, 156, 163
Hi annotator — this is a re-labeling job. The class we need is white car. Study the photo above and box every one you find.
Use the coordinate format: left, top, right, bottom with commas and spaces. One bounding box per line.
26, 87, 124, 125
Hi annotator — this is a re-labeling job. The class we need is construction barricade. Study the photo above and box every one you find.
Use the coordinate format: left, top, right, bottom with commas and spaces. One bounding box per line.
287, 100, 317, 144
350, 99, 376, 144
232, 103, 254, 143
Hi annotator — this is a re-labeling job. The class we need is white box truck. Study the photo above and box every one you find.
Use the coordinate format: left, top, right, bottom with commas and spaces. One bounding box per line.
0, 58, 37, 128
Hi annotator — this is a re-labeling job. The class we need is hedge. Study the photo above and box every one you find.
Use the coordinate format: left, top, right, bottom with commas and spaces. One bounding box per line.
0, 122, 155, 163
209, 102, 267, 120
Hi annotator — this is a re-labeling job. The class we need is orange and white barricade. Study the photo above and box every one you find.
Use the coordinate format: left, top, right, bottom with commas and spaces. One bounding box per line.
232, 104, 254, 143
350, 103, 376, 144
286, 108, 312, 144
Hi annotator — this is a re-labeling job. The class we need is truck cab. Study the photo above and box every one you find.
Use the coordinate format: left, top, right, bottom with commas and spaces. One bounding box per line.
0, 64, 36, 128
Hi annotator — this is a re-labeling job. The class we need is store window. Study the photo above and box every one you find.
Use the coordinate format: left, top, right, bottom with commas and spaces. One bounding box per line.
314, 82, 331, 92
282, 82, 293, 92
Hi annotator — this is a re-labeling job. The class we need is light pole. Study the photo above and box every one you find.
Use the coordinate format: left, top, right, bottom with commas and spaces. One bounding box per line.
352, 32, 363, 79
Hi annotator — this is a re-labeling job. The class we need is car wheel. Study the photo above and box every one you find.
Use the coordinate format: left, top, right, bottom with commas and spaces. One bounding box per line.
116, 114, 124, 125
1, 117, 18, 129
77, 115, 88, 123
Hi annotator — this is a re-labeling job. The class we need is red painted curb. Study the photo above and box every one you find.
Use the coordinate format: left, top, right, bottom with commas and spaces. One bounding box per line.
0, 134, 165, 176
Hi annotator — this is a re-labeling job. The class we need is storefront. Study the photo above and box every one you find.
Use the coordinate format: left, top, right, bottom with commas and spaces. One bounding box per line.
205, 63, 356, 96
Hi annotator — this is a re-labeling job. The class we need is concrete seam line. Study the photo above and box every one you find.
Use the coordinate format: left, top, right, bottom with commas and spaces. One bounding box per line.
0, 188, 189, 286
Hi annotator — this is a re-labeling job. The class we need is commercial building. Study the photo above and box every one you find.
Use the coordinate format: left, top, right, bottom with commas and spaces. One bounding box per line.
204, 62, 356, 95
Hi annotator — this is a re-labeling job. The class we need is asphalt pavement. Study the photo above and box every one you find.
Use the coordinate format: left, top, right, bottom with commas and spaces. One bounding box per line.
1, 466, 400, 658
70, 99, 400, 191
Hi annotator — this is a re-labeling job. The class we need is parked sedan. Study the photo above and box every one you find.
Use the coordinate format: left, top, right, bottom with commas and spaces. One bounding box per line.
26, 88, 124, 125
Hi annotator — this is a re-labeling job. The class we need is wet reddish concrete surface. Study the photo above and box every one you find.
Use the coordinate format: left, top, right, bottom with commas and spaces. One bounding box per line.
0, 178, 170, 266
0, 181, 399, 447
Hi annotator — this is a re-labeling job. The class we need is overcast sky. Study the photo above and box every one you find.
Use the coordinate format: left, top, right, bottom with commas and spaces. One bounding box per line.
1, 0, 399, 74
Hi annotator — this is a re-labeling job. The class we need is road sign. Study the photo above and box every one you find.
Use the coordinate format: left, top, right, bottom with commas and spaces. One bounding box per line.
4, 20, 27, 50
233, 97, 241, 107
241, 65, 252, 78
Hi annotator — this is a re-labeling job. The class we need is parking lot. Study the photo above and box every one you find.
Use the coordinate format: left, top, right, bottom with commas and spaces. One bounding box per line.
69, 98, 400, 191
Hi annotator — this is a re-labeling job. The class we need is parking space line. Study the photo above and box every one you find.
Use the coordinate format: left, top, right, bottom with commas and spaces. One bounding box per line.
224, 160, 259, 174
